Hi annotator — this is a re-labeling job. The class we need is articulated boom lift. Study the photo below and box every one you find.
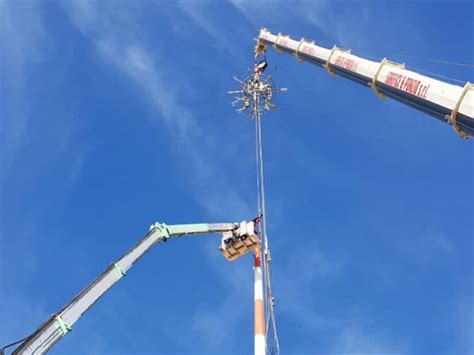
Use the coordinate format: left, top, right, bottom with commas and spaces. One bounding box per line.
12, 220, 259, 354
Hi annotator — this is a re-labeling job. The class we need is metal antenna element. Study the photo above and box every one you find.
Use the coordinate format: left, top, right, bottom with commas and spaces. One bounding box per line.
228, 60, 287, 119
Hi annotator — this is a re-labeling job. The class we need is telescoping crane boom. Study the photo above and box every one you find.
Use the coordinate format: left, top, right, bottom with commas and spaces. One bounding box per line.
255, 29, 474, 139
11, 220, 260, 354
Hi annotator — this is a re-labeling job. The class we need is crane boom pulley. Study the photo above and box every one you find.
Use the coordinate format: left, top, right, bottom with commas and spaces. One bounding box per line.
255, 29, 474, 138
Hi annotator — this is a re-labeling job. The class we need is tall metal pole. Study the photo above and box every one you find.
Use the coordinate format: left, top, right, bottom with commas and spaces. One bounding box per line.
228, 60, 285, 355
253, 72, 266, 355
254, 246, 266, 355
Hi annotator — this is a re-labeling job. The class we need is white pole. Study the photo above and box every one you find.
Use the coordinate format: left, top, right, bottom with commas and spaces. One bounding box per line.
254, 246, 266, 355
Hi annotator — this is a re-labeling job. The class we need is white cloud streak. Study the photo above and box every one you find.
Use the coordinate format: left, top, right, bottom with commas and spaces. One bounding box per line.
63, 2, 255, 350
0, 0, 45, 187
177, 0, 244, 60
275, 240, 344, 333
65, 0, 253, 220
333, 325, 408, 355
0, 4, 91, 347
191, 240, 252, 351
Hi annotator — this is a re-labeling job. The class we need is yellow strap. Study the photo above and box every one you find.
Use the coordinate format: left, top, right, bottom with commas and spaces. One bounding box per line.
273, 33, 283, 52
294, 38, 306, 63
370, 58, 405, 99
323, 45, 339, 77
446, 81, 472, 139
324, 46, 351, 77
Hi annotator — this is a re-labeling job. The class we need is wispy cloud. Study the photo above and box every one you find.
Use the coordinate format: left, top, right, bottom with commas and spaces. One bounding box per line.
333, 324, 408, 355
289, 1, 371, 46
0, 292, 48, 342
99, 42, 200, 140
177, 0, 244, 59
0, 0, 45, 186
228, 0, 329, 36
65, 1, 253, 221
228, 0, 287, 27
190, 238, 254, 352
452, 297, 474, 353
275, 240, 344, 333
63, 3, 256, 350
1, 1, 86, 331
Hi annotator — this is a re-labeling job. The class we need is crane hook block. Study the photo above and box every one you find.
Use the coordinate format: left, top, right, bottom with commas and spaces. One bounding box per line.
219, 221, 260, 261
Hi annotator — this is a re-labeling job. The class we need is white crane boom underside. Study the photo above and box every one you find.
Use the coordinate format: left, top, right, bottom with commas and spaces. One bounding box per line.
258, 29, 474, 137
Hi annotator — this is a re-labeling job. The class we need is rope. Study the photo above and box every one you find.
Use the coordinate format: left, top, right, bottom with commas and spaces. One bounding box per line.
255, 106, 262, 218
264, 256, 280, 353
300, 38, 470, 85
312, 38, 474, 69
405, 64, 467, 85
1, 335, 31, 355
256, 107, 269, 256
390, 54, 474, 68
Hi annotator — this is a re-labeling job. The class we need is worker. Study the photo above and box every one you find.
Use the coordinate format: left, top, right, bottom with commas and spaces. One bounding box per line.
254, 60, 268, 73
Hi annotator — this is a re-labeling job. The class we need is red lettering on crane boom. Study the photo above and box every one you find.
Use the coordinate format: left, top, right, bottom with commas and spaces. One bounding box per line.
384, 71, 429, 99
334, 55, 359, 72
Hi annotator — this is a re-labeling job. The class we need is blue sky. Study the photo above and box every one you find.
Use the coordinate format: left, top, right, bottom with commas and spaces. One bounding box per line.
1, 1, 473, 354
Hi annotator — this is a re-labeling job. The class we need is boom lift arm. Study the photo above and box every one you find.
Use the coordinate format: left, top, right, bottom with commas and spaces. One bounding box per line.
255, 29, 474, 138
12, 220, 259, 354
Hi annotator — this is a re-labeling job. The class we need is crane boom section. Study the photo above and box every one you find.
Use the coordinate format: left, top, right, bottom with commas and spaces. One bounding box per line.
256, 29, 474, 138
13, 222, 236, 355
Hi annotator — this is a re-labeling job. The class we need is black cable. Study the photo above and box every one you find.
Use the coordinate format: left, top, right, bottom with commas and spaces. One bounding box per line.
0, 335, 30, 355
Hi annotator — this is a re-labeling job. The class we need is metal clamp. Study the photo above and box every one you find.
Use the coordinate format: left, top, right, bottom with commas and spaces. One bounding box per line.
273, 33, 288, 53
54, 315, 71, 336
446, 81, 472, 139
294, 38, 306, 63
370, 58, 405, 99
324, 46, 351, 77
112, 263, 126, 278
149, 222, 170, 242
